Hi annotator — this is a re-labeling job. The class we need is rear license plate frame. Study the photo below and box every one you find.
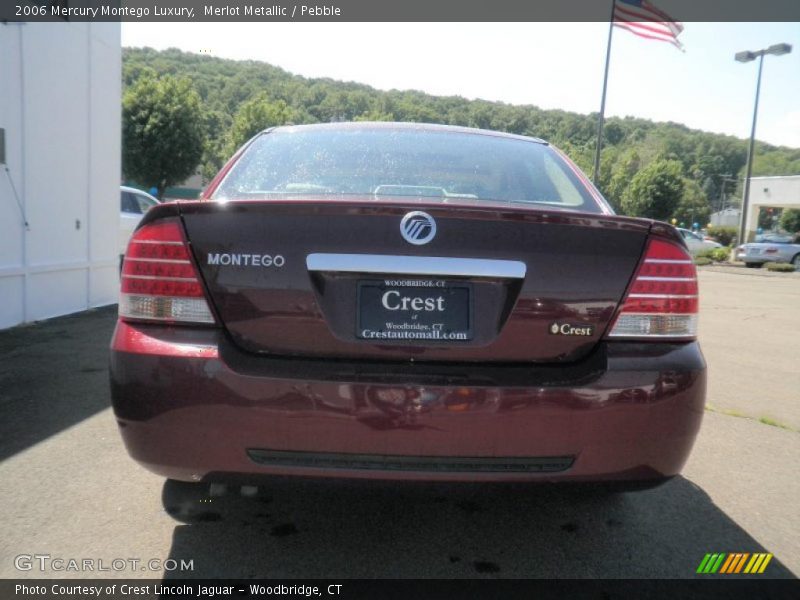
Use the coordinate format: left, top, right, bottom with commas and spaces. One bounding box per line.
356, 278, 473, 342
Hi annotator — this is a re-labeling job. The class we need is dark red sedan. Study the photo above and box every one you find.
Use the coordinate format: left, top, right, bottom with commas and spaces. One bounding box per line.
110, 123, 705, 488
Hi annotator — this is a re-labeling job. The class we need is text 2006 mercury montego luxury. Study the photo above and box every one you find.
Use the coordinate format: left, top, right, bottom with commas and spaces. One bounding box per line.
110, 122, 705, 489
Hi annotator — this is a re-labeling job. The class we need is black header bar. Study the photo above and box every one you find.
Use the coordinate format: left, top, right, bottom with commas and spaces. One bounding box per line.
3, 0, 800, 23
3, 579, 799, 600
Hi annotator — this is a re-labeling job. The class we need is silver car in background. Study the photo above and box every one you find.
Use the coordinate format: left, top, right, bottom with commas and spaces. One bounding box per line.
119, 186, 160, 268
677, 228, 723, 256
736, 234, 800, 269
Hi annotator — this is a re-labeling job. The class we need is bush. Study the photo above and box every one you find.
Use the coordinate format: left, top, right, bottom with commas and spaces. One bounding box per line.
779, 209, 800, 233
696, 247, 731, 262
709, 227, 738, 246
694, 257, 712, 266
765, 262, 796, 273
710, 247, 731, 262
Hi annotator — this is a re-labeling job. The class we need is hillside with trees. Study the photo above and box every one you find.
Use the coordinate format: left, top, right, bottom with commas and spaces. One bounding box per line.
122, 47, 800, 224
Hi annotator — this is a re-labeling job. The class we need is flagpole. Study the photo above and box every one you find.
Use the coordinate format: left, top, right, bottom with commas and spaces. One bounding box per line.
592, 0, 616, 187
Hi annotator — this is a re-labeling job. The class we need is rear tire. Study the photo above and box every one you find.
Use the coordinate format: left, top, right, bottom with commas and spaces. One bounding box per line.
745, 262, 762, 269
792, 254, 800, 269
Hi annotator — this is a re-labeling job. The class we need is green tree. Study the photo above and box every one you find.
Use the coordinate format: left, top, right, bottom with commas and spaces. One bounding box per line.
224, 93, 299, 157
354, 110, 395, 122
199, 109, 233, 183
780, 209, 800, 233
605, 149, 641, 212
603, 121, 625, 145
621, 159, 684, 221
673, 178, 711, 227
122, 73, 205, 198
120, 46, 800, 206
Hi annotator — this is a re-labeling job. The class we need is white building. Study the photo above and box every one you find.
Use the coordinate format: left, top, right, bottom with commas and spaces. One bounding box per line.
710, 208, 741, 228
744, 176, 800, 239
0, 22, 121, 329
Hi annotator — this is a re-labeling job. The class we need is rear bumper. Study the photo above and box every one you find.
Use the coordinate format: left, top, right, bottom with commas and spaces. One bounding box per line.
109, 321, 706, 483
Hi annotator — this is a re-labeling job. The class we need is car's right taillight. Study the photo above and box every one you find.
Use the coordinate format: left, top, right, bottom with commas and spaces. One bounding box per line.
119, 219, 216, 325
607, 237, 698, 340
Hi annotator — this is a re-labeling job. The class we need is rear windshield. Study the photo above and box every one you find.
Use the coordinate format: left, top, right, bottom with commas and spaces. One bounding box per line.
212, 127, 606, 213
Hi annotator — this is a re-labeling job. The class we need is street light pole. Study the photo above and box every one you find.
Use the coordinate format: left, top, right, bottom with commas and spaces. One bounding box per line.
738, 53, 764, 245
735, 43, 792, 245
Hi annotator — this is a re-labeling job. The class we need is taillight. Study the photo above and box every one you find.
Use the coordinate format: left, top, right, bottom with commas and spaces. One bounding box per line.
607, 237, 698, 339
119, 219, 215, 324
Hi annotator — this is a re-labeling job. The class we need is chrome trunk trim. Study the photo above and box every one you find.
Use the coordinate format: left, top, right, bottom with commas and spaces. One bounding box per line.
306, 253, 526, 279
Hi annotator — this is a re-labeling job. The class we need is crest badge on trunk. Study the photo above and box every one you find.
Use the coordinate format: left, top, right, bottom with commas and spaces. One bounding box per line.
400, 211, 436, 245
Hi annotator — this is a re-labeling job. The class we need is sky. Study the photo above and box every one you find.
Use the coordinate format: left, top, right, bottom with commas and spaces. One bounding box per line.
121, 22, 800, 148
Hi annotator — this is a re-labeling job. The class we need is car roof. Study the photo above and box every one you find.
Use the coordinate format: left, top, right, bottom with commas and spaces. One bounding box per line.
263, 121, 548, 145
120, 186, 159, 202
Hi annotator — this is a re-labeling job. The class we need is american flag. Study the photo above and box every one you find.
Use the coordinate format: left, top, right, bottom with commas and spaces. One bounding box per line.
613, 0, 684, 50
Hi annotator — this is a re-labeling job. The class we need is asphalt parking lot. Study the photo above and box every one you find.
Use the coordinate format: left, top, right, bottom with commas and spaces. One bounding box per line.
1, 267, 798, 579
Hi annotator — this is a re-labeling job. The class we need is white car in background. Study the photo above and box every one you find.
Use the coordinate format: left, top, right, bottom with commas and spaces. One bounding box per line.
119, 186, 159, 261
677, 227, 723, 256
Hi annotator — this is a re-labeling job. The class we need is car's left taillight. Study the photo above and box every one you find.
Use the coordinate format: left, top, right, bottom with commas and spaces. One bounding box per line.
606, 236, 698, 340
119, 218, 216, 325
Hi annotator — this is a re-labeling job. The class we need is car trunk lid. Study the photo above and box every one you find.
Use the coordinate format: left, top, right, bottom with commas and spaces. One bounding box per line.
180, 199, 651, 363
